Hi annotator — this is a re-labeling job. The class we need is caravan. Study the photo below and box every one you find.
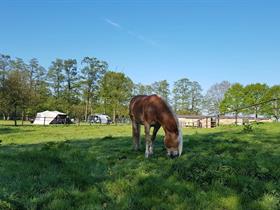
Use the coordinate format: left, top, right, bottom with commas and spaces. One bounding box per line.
88, 114, 112, 124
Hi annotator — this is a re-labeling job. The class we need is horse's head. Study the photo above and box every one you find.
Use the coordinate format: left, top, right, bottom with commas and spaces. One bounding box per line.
164, 128, 183, 158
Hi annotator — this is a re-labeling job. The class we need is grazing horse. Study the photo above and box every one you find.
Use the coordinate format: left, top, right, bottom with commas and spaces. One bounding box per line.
129, 94, 183, 158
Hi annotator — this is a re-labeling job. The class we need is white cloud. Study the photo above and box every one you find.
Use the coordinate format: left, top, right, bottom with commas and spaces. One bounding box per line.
105, 18, 159, 47
104, 18, 121, 29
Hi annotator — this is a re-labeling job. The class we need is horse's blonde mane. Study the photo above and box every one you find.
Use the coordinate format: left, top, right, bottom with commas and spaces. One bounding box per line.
157, 95, 183, 156
156, 94, 179, 125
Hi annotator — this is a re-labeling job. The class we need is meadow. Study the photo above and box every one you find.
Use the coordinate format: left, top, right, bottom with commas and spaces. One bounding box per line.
0, 122, 279, 210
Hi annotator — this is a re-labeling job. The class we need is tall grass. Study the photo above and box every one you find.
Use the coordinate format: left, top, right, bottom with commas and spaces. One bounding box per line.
0, 123, 279, 209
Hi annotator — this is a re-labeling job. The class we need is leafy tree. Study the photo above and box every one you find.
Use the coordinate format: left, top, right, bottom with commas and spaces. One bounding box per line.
11, 58, 28, 73
71, 104, 86, 124
10, 58, 35, 121
189, 81, 203, 114
0, 54, 11, 84
204, 81, 231, 115
145, 85, 153, 95
28, 58, 46, 90
133, 83, 145, 95
81, 57, 108, 120
28, 58, 39, 88
0, 54, 11, 119
26, 58, 49, 116
243, 83, 269, 119
265, 85, 280, 121
63, 59, 80, 113
64, 59, 77, 91
172, 78, 203, 114
3, 70, 31, 125
47, 59, 64, 99
151, 80, 170, 101
133, 83, 153, 95
220, 83, 245, 124
100, 71, 133, 122
172, 78, 191, 113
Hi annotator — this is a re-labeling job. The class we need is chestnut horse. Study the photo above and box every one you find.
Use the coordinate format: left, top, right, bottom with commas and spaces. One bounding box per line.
129, 94, 183, 158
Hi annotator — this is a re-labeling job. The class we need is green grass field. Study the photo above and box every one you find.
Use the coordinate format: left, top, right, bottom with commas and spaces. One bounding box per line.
0, 122, 279, 210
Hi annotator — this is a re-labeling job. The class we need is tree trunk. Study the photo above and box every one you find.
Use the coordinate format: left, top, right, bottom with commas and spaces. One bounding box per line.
104, 98, 107, 114
113, 107, 116, 124
21, 110, 24, 126
255, 107, 258, 121
235, 112, 238, 125
90, 100, 93, 116
274, 102, 279, 122
85, 97, 89, 121
14, 105, 17, 126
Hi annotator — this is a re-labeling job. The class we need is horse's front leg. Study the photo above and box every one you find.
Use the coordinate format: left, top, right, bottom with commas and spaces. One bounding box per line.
150, 124, 161, 155
144, 123, 152, 158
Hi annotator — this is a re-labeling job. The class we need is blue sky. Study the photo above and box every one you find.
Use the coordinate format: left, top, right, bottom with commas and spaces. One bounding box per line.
1, 0, 279, 91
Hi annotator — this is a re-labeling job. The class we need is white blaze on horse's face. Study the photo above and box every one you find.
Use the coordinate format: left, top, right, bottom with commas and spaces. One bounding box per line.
165, 128, 183, 158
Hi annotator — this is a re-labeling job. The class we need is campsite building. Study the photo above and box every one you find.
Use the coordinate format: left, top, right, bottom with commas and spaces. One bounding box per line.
177, 115, 273, 128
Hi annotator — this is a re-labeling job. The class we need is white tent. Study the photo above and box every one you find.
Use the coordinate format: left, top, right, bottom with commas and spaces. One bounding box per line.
33, 110, 67, 125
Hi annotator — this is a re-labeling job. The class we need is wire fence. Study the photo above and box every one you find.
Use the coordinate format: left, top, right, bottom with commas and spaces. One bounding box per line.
219, 98, 280, 116
0, 116, 131, 126
178, 98, 280, 128
215, 97, 280, 127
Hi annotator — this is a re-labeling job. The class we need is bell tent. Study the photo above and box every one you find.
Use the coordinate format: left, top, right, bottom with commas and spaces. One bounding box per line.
33, 111, 68, 125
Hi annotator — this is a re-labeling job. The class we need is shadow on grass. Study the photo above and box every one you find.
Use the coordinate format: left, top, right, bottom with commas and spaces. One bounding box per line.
0, 127, 279, 210
0, 127, 34, 136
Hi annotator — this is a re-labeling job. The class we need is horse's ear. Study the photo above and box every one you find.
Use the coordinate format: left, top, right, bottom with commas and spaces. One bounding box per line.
178, 128, 183, 156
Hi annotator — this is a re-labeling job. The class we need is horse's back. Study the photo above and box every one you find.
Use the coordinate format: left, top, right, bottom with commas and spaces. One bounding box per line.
129, 94, 167, 123
129, 94, 160, 112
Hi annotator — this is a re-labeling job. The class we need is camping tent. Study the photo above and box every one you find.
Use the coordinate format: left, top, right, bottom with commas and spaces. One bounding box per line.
33, 111, 68, 125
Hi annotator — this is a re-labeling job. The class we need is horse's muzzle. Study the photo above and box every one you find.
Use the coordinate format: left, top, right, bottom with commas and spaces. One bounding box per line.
167, 150, 179, 159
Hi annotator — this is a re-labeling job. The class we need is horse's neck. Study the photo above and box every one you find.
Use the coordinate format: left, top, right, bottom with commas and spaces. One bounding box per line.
160, 111, 179, 134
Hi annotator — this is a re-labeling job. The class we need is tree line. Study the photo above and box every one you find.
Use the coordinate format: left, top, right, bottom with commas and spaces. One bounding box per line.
219, 83, 280, 121
0, 54, 133, 125
1, 53, 279, 125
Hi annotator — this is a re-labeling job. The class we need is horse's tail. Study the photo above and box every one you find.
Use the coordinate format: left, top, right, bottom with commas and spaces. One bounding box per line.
178, 128, 183, 156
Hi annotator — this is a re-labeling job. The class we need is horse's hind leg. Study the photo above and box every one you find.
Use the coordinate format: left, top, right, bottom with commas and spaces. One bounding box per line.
132, 121, 141, 150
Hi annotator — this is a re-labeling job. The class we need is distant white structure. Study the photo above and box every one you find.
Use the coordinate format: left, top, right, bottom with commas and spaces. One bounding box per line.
177, 115, 273, 128
88, 114, 112, 124
33, 111, 67, 125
